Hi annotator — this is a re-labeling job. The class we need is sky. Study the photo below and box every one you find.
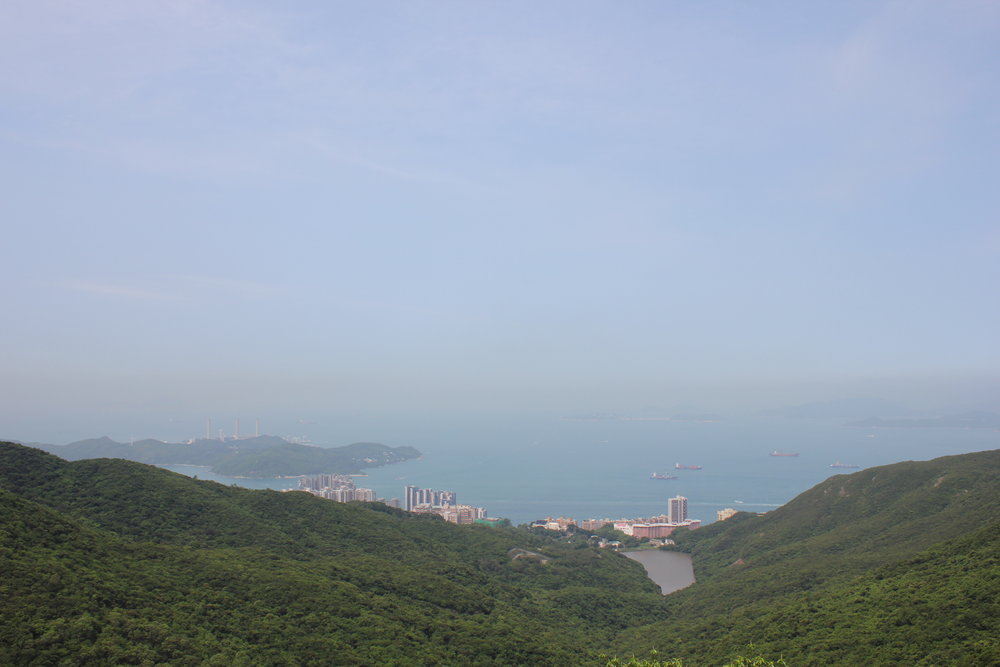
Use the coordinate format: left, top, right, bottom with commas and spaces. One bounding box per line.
2, 1, 998, 442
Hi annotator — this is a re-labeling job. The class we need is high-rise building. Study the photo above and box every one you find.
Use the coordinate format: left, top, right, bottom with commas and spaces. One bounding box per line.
330, 488, 354, 503
404, 485, 419, 511
299, 473, 356, 492
668, 495, 688, 524
403, 485, 457, 511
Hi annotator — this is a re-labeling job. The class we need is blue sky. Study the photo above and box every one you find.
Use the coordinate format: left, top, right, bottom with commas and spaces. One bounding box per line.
2, 1, 998, 441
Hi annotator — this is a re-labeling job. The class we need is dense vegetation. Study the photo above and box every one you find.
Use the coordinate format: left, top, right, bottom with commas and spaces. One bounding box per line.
0, 442, 667, 665
32, 435, 421, 477
2, 442, 998, 665
615, 449, 1000, 665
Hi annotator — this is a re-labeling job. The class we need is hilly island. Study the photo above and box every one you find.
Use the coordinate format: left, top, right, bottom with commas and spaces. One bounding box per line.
1, 441, 998, 666
28, 436, 422, 478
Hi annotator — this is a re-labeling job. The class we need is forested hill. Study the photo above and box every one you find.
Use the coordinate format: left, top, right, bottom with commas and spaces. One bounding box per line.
615, 448, 1000, 665
3, 442, 999, 665
30, 435, 420, 477
0, 442, 669, 666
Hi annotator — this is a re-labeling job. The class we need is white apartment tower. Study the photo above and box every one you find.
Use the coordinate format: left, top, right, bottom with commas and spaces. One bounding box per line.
668, 495, 688, 524
404, 485, 457, 512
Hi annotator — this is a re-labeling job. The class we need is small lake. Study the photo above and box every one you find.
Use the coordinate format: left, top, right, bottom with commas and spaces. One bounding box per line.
622, 550, 695, 594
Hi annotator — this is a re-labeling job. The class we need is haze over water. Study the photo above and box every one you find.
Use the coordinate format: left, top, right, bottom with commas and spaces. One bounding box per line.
160, 414, 1000, 526
2, 2, 998, 494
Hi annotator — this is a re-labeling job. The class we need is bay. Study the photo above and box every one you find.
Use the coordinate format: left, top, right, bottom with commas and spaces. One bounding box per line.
157, 414, 1000, 527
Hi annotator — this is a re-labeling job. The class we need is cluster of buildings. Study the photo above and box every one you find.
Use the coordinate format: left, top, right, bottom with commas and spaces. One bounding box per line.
403, 485, 456, 510
299, 475, 731, 536
531, 495, 702, 541
298, 473, 394, 505
295, 477, 500, 527
403, 484, 497, 526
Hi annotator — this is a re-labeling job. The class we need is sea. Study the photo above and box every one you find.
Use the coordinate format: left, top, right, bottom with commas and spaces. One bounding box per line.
158, 414, 1000, 527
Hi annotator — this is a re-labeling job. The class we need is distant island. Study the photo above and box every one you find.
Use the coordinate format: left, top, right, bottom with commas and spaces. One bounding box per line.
563, 412, 722, 422
761, 397, 913, 420
847, 411, 1000, 429
30, 435, 421, 477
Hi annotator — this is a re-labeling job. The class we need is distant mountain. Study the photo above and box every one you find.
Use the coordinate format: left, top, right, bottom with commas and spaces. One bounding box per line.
34, 435, 420, 477
209, 441, 422, 477
562, 411, 621, 421
668, 413, 723, 422
847, 410, 1000, 429
563, 411, 723, 422
762, 397, 914, 419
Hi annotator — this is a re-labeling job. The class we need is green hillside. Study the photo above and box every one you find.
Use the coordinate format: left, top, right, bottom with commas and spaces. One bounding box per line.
0, 442, 667, 666
3, 442, 999, 665
675, 449, 999, 606
615, 450, 1000, 665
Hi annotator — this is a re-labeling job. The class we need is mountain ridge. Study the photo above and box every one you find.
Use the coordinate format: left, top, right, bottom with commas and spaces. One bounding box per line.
0, 442, 668, 665
2, 441, 998, 665
29, 435, 420, 477
614, 448, 1000, 664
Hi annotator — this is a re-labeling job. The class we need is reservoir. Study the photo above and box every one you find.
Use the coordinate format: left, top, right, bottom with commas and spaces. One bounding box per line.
623, 550, 695, 594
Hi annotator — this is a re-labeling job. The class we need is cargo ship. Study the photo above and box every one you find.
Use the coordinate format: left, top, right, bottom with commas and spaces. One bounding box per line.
674, 463, 703, 470
830, 461, 860, 469
770, 450, 799, 457
650, 472, 678, 480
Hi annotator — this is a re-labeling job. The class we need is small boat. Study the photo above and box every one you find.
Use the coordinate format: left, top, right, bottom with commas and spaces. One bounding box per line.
674, 463, 703, 470
830, 461, 860, 469
770, 450, 799, 457
650, 472, 678, 480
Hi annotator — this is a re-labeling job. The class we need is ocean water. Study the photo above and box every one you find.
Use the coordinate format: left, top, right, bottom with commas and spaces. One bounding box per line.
159, 415, 1000, 526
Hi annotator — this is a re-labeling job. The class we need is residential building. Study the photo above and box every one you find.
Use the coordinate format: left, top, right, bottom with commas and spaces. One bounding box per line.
404, 485, 457, 511
580, 518, 613, 531
668, 495, 688, 524
717, 507, 738, 522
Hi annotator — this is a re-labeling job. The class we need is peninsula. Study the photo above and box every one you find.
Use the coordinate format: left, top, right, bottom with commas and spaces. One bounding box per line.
31, 435, 421, 478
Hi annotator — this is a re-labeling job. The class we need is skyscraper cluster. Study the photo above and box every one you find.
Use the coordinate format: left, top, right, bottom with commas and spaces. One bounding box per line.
300, 474, 355, 491
298, 473, 376, 503
403, 485, 456, 511
403, 485, 488, 525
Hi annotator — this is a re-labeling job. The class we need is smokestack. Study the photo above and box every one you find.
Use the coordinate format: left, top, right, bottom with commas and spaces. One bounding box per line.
235, 417, 240, 440
255, 418, 260, 438
206, 418, 211, 441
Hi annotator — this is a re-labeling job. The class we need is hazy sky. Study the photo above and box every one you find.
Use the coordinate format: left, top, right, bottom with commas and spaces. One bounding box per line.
2, 1, 998, 441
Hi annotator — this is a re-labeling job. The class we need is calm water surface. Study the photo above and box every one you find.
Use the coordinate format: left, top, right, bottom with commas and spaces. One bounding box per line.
155, 415, 1000, 526
623, 550, 695, 594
